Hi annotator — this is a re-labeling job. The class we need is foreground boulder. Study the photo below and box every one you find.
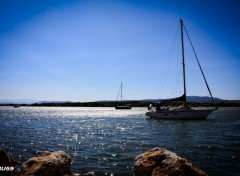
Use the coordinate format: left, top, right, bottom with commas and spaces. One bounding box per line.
0, 148, 21, 176
134, 147, 207, 176
0, 148, 95, 176
21, 150, 73, 176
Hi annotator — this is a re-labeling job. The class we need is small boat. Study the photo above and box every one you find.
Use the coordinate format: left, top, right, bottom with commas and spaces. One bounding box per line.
115, 82, 131, 110
115, 105, 132, 110
145, 19, 217, 120
13, 104, 20, 108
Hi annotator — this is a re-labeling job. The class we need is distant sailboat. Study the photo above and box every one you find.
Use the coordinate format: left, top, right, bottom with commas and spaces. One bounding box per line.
115, 82, 131, 110
13, 104, 20, 108
145, 19, 217, 120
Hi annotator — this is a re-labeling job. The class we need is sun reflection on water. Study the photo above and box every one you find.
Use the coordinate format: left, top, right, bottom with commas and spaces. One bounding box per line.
0, 107, 240, 175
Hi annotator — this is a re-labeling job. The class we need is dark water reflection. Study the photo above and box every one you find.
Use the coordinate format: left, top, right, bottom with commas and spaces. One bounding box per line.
0, 107, 239, 175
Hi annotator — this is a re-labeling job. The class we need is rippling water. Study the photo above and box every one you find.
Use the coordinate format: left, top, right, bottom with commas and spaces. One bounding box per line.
0, 107, 239, 175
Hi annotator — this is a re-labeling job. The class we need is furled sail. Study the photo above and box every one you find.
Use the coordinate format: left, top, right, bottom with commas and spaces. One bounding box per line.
161, 94, 186, 102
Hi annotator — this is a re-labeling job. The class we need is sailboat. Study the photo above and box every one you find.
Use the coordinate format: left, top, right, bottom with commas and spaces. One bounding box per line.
115, 82, 131, 109
145, 19, 217, 120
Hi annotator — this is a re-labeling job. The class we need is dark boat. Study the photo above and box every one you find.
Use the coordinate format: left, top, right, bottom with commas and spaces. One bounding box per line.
13, 104, 20, 108
115, 105, 132, 109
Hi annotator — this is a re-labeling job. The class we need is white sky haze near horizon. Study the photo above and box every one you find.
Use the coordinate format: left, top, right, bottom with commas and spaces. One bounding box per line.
0, 0, 240, 101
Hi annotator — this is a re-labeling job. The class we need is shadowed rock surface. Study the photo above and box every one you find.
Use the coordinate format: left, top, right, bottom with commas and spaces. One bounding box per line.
134, 147, 207, 176
0, 148, 21, 176
0, 148, 96, 176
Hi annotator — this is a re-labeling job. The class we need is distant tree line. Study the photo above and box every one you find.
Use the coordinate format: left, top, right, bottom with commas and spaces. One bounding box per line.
1, 100, 240, 107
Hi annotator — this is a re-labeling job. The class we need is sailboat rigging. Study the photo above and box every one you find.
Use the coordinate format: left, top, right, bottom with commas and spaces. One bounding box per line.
115, 82, 131, 110
145, 19, 217, 119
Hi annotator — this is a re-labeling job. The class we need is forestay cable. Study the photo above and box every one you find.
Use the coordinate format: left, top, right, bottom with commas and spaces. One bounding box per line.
183, 23, 214, 102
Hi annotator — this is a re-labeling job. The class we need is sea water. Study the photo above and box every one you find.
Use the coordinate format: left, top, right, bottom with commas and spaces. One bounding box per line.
0, 106, 239, 176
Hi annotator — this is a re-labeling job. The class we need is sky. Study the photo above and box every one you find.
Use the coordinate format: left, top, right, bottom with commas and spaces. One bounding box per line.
0, 0, 240, 102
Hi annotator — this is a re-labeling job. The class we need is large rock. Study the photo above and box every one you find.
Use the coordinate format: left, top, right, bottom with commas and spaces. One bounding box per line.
0, 149, 95, 176
134, 147, 207, 176
0, 148, 21, 176
21, 150, 73, 176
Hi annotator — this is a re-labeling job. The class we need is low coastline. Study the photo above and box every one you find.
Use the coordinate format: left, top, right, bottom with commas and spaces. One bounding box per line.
1, 100, 240, 107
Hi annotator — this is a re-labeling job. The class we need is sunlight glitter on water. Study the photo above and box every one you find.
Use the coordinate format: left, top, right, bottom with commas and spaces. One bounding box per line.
22, 107, 146, 118
0, 107, 240, 175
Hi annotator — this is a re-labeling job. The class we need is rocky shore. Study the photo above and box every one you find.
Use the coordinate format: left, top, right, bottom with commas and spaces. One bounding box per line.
0, 147, 207, 176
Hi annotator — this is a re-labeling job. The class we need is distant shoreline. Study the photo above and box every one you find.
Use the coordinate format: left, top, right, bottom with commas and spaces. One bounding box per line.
1, 100, 240, 107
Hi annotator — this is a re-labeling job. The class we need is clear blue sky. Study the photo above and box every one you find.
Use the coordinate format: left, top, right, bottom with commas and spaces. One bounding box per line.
0, 0, 239, 102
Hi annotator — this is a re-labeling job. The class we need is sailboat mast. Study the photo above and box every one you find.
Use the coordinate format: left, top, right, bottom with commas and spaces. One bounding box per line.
121, 82, 123, 102
180, 19, 186, 103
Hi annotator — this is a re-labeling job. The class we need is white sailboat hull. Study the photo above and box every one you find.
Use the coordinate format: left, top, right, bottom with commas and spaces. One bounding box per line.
145, 109, 215, 120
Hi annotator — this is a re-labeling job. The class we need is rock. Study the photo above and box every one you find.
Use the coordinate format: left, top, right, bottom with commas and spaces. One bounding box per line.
2, 147, 207, 176
21, 150, 73, 176
0, 148, 21, 166
134, 147, 207, 176
0, 148, 94, 176
0, 148, 21, 176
